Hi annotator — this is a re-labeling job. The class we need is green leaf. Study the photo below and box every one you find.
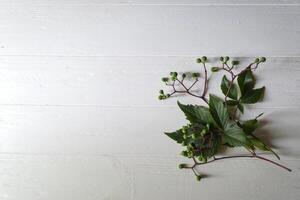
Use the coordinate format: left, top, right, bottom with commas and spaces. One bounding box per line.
240, 87, 265, 104
208, 95, 229, 129
224, 122, 250, 147
237, 103, 244, 113
237, 69, 255, 95
164, 130, 184, 144
194, 133, 222, 160
226, 100, 239, 106
206, 134, 222, 157
242, 119, 259, 134
221, 75, 238, 100
177, 101, 215, 125
248, 135, 280, 160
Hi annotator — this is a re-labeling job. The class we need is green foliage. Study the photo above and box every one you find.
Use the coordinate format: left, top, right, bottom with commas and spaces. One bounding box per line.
177, 101, 215, 125
208, 95, 229, 129
157, 56, 290, 180
221, 75, 238, 100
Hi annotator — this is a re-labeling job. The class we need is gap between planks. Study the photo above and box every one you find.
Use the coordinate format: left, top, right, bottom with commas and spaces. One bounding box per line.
0, 104, 298, 109
1, 55, 300, 58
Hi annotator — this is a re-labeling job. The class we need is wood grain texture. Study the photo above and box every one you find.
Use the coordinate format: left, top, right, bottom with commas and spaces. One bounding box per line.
1, 0, 300, 5
0, 56, 299, 107
0, 105, 299, 159
0, 4, 300, 56
0, 1, 300, 199
0, 154, 299, 200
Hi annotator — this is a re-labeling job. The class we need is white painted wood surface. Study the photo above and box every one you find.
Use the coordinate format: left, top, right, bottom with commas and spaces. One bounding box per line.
0, 1, 300, 200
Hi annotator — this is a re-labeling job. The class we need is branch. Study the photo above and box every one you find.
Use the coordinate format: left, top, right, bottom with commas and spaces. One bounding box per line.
182, 154, 292, 174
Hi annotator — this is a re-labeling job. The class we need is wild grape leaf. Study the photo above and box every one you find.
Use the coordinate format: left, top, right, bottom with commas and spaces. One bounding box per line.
221, 75, 238, 100
241, 119, 280, 159
240, 87, 265, 104
194, 133, 222, 160
224, 122, 250, 147
237, 68, 255, 95
208, 95, 229, 129
177, 101, 215, 125
164, 129, 184, 144
237, 103, 244, 113
226, 100, 239, 106
205, 134, 222, 158
242, 119, 259, 134
248, 135, 280, 160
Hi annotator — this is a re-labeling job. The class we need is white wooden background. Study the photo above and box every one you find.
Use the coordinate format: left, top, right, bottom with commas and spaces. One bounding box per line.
0, 0, 300, 199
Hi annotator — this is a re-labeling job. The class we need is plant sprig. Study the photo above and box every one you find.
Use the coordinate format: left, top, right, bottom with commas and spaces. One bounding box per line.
158, 56, 291, 182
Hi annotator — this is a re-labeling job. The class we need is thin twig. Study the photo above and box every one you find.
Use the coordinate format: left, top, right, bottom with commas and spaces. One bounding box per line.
182, 154, 291, 172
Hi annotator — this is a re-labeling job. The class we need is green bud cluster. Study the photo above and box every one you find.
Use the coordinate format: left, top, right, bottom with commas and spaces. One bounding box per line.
220, 56, 230, 63
200, 129, 207, 136
158, 90, 170, 100
181, 150, 188, 157
196, 56, 208, 63
254, 57, 266, 63
170, 71, 178, 77
198, 155, 207, 163
191, 133, 197, 139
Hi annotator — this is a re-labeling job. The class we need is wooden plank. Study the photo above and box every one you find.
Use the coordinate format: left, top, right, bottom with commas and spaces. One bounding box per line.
0, 56, 299, 107
0, 5, 300, 56
1, 0, 300, 5
0, 154, 298, 200
0, 105, 298, 159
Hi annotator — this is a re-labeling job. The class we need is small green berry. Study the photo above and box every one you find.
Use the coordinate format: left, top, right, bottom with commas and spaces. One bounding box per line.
192, 72, 200, 78
169, 72, 178, 78
196, 58, 202, 63
200, 129, 207, 136
231, 60, 239, 66
201, 56, 207, 62
196, 175, 202, 181
254, 58, 260, 63
260, 57, 266, 62
178, 163, 187, 169
158, 95, 164, 100
182, 73, 186, 79
166, 94, 170, 98
220, 57, 224, 62
211, 67, 220, 72
206, 124, 210, 130
181, 151, 188, 157
161, 77, 169, 82
159, 90, 164, 95
187, 151, 194, 157
224, 56, 229, 62
171, 76, 176, 81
